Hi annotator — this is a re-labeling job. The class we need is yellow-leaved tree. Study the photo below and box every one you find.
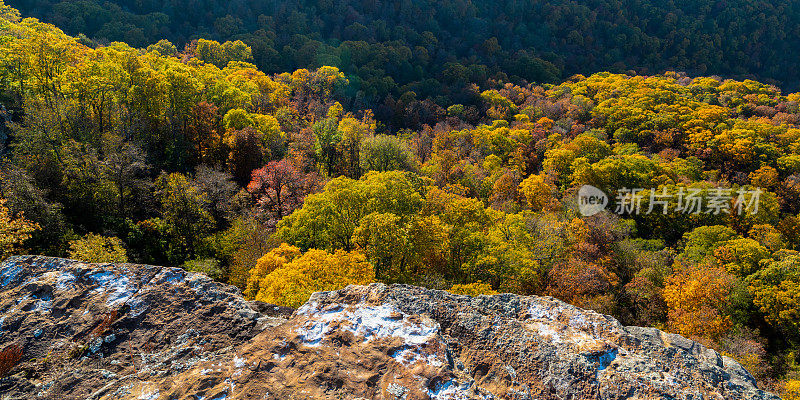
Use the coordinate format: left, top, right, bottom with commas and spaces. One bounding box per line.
783, 380, 800, 400
67, 233, 128, 263
518, 173, 557, 211
449, 281, 498, 296
245, 243, 302, 299
0, 198, 39, 260
247, 244, 374, 307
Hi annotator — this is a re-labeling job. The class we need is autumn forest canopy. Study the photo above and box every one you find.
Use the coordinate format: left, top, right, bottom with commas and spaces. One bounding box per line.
7, 0, 800, 132
1, 0, 800, 397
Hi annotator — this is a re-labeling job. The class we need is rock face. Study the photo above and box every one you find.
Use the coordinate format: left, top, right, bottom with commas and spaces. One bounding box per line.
0, 256, 781, 400
0, 255, 285, 400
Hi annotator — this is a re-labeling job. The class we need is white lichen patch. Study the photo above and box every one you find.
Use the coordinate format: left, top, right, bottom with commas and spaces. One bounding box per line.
1, 262, 24, 287
32, 271, 60, 285
387, 382, 408, 398
89, 270, 139, 308
56, 271, 77, 291
527, 301, 622, 348
294, 303, 439, 348
153, 268, 187, 285
137, 387, 159, 400
391, 345, 443, 367
30, 297, 52, 313
232, 355, 246, 377
83, 269, 158, 318
427, 379, 483, 400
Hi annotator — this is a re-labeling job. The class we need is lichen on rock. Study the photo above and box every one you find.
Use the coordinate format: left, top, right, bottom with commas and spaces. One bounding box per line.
0, 256, 781, 400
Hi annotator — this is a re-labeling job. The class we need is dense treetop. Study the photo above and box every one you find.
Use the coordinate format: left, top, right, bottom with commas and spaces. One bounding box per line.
7, 0, 800, 131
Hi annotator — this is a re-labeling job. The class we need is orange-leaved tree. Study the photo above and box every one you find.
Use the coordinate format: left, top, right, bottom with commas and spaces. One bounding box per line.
663, 261, 735, 342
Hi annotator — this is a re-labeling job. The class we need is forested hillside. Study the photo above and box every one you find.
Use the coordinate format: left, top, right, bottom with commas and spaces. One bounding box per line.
7, 0, 800, 130
1, 1, 800, 397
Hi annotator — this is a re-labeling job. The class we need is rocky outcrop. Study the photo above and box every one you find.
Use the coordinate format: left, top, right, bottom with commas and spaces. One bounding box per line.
0, 256, 781, 400
0, 255, 284, 400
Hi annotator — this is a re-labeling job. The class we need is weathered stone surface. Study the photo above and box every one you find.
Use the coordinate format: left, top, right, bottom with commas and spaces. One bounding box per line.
0, 256, 781, 400
0, 255, 279, 400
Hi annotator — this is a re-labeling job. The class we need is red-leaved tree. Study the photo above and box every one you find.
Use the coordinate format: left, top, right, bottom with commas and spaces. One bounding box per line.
247, 159, 319, 226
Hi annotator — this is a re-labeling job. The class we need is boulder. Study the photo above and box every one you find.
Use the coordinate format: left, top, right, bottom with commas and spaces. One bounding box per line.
0, 256, 780, 400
